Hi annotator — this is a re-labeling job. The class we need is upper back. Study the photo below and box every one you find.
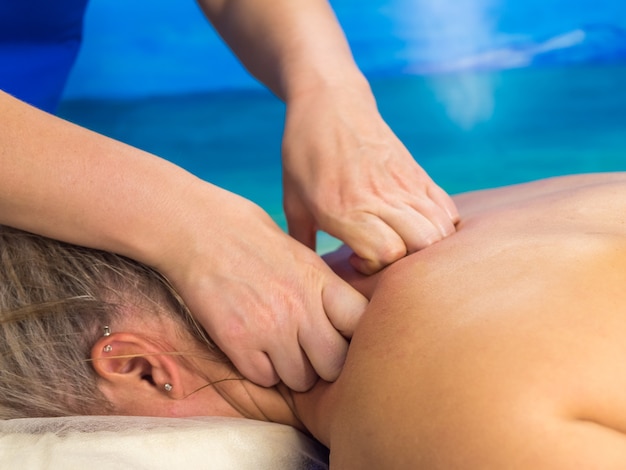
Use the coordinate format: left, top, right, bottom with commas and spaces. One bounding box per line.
325, 172, 626, 468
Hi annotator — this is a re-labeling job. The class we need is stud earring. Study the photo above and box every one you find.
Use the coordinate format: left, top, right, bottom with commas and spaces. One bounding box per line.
103, 344, 112, 353
103, 326, 111, 337
164, 383, 173, 392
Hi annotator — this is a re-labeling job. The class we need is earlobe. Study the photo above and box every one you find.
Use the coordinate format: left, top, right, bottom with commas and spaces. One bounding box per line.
91, 332, 182, 397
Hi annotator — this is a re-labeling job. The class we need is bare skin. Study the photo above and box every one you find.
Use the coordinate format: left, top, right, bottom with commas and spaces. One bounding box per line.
297, 171, 626, 468
95, 172, 626, 468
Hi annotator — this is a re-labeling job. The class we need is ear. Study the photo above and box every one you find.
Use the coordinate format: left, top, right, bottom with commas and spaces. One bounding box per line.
91, 332, 183, 401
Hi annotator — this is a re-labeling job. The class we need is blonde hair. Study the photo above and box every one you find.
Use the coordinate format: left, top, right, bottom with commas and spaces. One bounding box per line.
0, 225, 223, 419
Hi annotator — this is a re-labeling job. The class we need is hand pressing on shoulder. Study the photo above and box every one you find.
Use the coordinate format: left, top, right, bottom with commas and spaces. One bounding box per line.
282, 80, 460, 274
197, 0, 459, 274
0, 91, 366, 392
158, 185, 368, 392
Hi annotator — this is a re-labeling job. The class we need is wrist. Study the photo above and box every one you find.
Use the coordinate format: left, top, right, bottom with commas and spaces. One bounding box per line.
282, 64, 371, 104
144, 177, 271, 290
137, 177, 225, 277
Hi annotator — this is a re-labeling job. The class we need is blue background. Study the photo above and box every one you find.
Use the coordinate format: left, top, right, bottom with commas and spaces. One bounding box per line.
63, 0, 626, 100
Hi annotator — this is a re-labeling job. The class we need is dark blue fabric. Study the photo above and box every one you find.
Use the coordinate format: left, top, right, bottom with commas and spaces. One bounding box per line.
0, 0, 89, 112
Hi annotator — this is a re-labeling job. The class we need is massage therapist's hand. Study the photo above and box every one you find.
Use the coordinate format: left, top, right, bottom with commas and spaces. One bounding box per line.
282, 80, 460, 274
197, 0, 459, 274
160, 187, 368, 391
0, 90, 364, 392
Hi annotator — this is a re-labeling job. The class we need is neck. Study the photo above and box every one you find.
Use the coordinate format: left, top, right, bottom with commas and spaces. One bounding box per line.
218, 378, 307, 431
225, 378, 336, 447
192, 354, 334, 442
277, 380, 336, 447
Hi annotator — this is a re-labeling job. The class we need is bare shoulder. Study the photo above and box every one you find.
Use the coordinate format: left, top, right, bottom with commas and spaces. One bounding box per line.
322, 172, 626, 299
454, 171, 626, 219
328, 172, 626, 469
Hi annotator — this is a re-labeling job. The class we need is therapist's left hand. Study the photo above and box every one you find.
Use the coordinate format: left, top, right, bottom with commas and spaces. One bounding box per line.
282, 80, 460, 274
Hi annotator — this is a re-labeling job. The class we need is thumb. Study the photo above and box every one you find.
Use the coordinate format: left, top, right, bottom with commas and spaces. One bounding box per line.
322, 280, 368, 338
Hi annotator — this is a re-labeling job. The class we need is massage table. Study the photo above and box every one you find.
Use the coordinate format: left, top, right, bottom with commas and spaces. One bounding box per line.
0, 415, 328, 469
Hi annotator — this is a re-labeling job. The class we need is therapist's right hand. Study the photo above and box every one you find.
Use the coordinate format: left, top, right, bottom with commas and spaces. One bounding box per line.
160, 187, 368, 392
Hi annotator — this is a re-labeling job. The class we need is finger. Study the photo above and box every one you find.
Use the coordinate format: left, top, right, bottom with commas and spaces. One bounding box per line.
298, 323, 349, 384
345, 206, 443, 273
294, 280, 367, 383
336, 215, 408, 274
261, 286, 360, 389
381, 207, 445, 254
321, 279, 368, 337
349, 251, 386, 276
428, 184, 461, 225
265, 340, 319, 392
396, 198, 457, 250
226, 349, 280, 388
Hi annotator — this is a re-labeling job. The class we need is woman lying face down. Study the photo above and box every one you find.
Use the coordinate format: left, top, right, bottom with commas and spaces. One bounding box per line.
2, 171, 626, 469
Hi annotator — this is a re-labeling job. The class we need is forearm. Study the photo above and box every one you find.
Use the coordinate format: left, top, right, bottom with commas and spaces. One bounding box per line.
0, 90, 226, 272
196, 0, 369, 100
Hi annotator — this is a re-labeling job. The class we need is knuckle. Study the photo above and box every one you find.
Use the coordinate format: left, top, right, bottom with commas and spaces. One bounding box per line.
244, 359, 280, 388
218, 316, 250, 345
289, 371, 318, 392
376, 241, 407, 265
414, 228, 444, 251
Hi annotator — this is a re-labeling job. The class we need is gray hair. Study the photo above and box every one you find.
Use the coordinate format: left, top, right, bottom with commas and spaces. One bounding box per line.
0, 225, 222, 419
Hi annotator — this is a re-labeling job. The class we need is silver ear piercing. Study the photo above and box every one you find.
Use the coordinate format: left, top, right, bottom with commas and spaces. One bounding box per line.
164, 383, 173, 392
102, 327, 113, 352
